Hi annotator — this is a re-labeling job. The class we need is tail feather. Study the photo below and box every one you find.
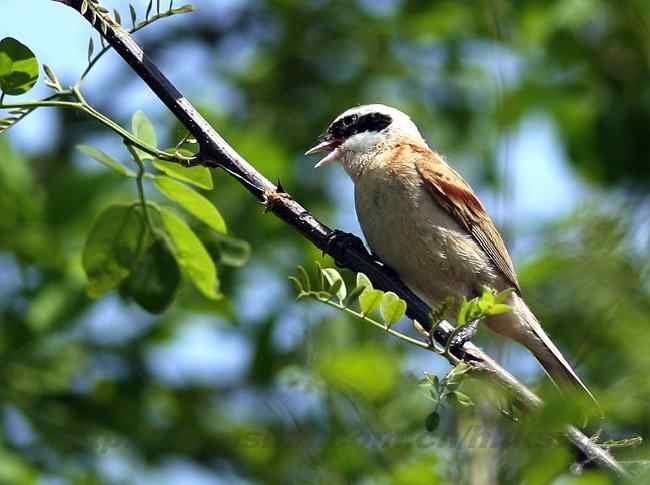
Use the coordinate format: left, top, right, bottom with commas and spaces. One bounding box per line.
491, 294, 599, 408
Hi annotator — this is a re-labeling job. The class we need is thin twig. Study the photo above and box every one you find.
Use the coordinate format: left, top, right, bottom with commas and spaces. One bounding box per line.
1, 90, 183, 163
78, 4, 191, 84
316, 296, 432, 350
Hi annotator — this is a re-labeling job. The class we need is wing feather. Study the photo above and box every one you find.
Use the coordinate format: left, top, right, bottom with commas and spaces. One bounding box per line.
414, 149, 521, 293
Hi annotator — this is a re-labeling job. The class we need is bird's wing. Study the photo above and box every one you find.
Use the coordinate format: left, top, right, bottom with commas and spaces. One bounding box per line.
414, 148, 521, 293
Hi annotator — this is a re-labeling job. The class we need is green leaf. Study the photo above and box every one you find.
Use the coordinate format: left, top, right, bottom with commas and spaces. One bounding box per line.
158, 206, 219, 300
359, 288, 383, 315
129, 3, 137, 27
146, 0, 153, 20
0, 51, 10, 78
445, 361, 472, 391
0, 37, 39, 95
288, 276, 305, 295
297, 265, 311, 292
82, 204, 144, 297
122, 238, 180, 313
43, 64, 61, 91
317, 346, 399, 401
425, 412, 440, 432
487, 303, 512, 316
171, 4, 194, 13
87, 38, 94, 64
153, 159, 213, 189
77, 144, 135, 177
343, 285, 366, 307
321, 267, 346, 303
211, 232, 249, 267
356, 272, 373, 290
495, 287, 515, 303
457, 298, 470, 325
380, 291, 407, 326
154, 176, 226, 233
131, 110, 157, 160
450, 391, 474, 407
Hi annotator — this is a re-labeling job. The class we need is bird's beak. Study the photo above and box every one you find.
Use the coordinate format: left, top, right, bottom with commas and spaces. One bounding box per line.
305, 139, 342, 168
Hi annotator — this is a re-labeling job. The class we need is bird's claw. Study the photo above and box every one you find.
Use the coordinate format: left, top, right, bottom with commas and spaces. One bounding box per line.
449, 320, 480, 355
324, 230, 369, 267
324, 231, 401, 280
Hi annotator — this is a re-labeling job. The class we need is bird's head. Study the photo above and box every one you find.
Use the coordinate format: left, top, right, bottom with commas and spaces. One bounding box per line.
305, 104, 425, 178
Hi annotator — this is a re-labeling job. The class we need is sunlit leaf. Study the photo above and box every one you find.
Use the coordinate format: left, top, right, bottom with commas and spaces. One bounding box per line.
153, 159, 213, 189
321, 267, 346, 303
359, 288, 383, 315
43, 64, 61, 91
0, 37, 39, 95
154, 175, 226, 233
457, 298, 470, 325
0, 52, 10, 78
495, 287, 515, 303
356, 272, 373, 290
486, 303, 512, 316
380, 291, 407, 326
77, 144, 135, 177
158, 206, 219, 300
82, 204, 144, 297
171, 4, 194, 13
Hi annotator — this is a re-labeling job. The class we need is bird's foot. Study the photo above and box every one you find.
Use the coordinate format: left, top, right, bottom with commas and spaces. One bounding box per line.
448, 320, 480, 355
324, 230, 369, 267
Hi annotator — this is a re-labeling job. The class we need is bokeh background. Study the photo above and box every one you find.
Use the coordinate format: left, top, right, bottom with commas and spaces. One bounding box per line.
2, 0, 650, 483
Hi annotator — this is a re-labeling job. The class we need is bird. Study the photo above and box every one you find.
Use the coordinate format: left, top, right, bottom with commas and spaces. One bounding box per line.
305, 103, 596, 404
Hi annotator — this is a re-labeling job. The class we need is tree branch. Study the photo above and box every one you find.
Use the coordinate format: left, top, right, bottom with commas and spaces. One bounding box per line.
53, 0, 627, 477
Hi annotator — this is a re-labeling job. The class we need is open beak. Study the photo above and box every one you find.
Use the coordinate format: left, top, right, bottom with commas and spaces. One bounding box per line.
305, 139, 342, 168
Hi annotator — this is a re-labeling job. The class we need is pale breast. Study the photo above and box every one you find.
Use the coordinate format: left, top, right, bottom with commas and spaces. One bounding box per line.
354, 164, 501, 306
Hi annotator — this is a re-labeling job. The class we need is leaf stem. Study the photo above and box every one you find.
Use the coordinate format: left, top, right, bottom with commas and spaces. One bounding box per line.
316, 296, 433, 350
126, 143, 154, 235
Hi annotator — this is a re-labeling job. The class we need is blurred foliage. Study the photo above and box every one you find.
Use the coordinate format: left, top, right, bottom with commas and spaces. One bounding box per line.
1, 0, 650, 483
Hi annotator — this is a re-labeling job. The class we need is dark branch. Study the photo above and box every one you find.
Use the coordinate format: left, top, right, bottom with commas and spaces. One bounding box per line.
54, 0, 628, 477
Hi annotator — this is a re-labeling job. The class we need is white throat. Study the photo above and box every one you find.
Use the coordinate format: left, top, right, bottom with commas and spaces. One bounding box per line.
339, 131, 386, 180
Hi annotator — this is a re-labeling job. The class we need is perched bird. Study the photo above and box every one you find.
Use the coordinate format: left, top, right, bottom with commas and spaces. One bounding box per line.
306, 104, 595, 403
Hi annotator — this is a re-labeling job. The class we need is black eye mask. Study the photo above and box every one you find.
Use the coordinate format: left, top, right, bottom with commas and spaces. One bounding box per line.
326, 112, 392, 141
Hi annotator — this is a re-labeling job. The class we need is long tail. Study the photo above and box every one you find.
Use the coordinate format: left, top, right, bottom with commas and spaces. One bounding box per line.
494, 294, 599, 407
